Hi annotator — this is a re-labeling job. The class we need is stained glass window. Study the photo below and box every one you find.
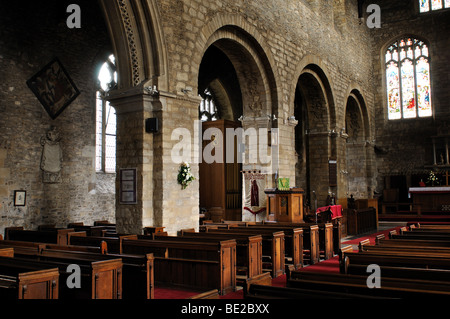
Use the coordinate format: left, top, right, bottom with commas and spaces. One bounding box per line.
96, 55, 117, 173
385, 38, 432, 120
419, 0, 449, 12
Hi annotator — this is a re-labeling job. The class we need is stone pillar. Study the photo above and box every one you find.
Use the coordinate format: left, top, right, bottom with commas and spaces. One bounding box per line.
337, 129, 350, 201
240, 115, 277, 222
306, 130, 332, 207
108, 90, 158, 235
276, 117, 299, 184
109, 88, 201, 236
157, 92, 201, 235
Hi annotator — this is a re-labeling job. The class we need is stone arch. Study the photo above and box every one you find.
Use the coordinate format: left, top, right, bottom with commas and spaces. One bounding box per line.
208, 78, 235, 121
197, 14, 280, 119
198, 45, 242, 121
293, 59, 336, 208
97, 0, 170, 234
344, 88, 373, 199
98, 0, 169, 91
346, 87, 370, 141
290, 55, 336, 126
197, 17, 280, 222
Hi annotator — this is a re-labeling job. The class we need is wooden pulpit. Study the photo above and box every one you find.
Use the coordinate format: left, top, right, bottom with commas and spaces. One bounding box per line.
265, 188, 304, 223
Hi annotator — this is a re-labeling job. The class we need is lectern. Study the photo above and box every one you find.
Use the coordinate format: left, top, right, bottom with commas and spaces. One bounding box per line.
265, 188, 304, 223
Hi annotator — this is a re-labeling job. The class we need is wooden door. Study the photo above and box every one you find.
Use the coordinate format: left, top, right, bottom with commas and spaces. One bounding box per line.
199, 120, 242, 221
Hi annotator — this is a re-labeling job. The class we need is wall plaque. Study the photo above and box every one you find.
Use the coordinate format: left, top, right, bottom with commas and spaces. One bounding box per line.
329, 158, 337, 186
119, 168, 137, 204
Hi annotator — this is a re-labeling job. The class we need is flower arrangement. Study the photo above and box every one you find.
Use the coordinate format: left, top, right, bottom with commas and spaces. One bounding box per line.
177, 162, 195, 189
427, 170, 440, 186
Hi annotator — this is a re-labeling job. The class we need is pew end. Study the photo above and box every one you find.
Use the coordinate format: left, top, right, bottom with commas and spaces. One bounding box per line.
0, 248, 14, 257
240, 272, 273, 296
358, 239, 371, 252
188, 289, 221, 299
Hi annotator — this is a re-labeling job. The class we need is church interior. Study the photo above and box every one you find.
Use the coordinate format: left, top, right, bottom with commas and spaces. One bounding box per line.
1, 0, 450, 303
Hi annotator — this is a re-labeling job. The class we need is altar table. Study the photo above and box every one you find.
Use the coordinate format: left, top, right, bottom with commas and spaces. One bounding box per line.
409, 187, 450, 213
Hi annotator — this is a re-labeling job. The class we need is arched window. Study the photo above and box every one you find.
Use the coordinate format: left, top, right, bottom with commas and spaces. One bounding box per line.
419, 0, 450, 12
96, 55, 117, 172
199, 88, 218, 122
385, 37, 432, 120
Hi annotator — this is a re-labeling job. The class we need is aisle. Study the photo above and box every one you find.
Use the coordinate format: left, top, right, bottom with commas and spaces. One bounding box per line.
341, 222, 404, 247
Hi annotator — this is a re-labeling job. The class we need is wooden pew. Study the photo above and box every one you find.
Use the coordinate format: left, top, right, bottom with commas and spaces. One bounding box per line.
245, 283, 389, 299
255, 221, 332, 264
0, 239, 154, 299
0, 248, 14, 257
143, 226, 167, 236
45, 242, 107, 255
0, 236, 122, 299
188, 289, 220, 299
360, 238, 450, 255
0, 238, 107, 257
352, 247, 450, 259
345, 260, 450, 282
230, 224, 304, 267
68, 234, 138, 254
120, 237, 237, 295
5, 227, 77, 245
37, 248, 153, 299
164, 231, 263, 277
0, 239, 44, 256
167, 230, 272, 291
67, 223, 109, 236
260, 220, 342, 255
287, 271, 450, 297
199, 222, 233, 232
347, 207, 377, 235
203, 227, 285, 278
340, 249, 450, 281
228, 224, 304, 270
378, 237, 450, 248
414, 224, 450, 230
243, 223, 324, 264
94, 220, 116, 229
0, 253, 122, 299
391, 232, 450, 241
0, 255, 59, 299
409, 228, 450, 235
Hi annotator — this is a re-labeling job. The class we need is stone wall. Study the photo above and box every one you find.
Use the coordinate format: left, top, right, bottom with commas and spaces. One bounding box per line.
370, 0, 450, 194
0, 1, 115, 235
155, 0, 376, 211
2, 0, 414, 235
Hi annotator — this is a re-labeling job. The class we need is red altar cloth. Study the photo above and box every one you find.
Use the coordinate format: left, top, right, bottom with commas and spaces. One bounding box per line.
315, 205, 342, 219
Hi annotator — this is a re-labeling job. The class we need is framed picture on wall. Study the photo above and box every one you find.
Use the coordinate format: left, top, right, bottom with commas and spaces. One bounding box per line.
14, 190, 26, 206
26, 57, 80, 120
